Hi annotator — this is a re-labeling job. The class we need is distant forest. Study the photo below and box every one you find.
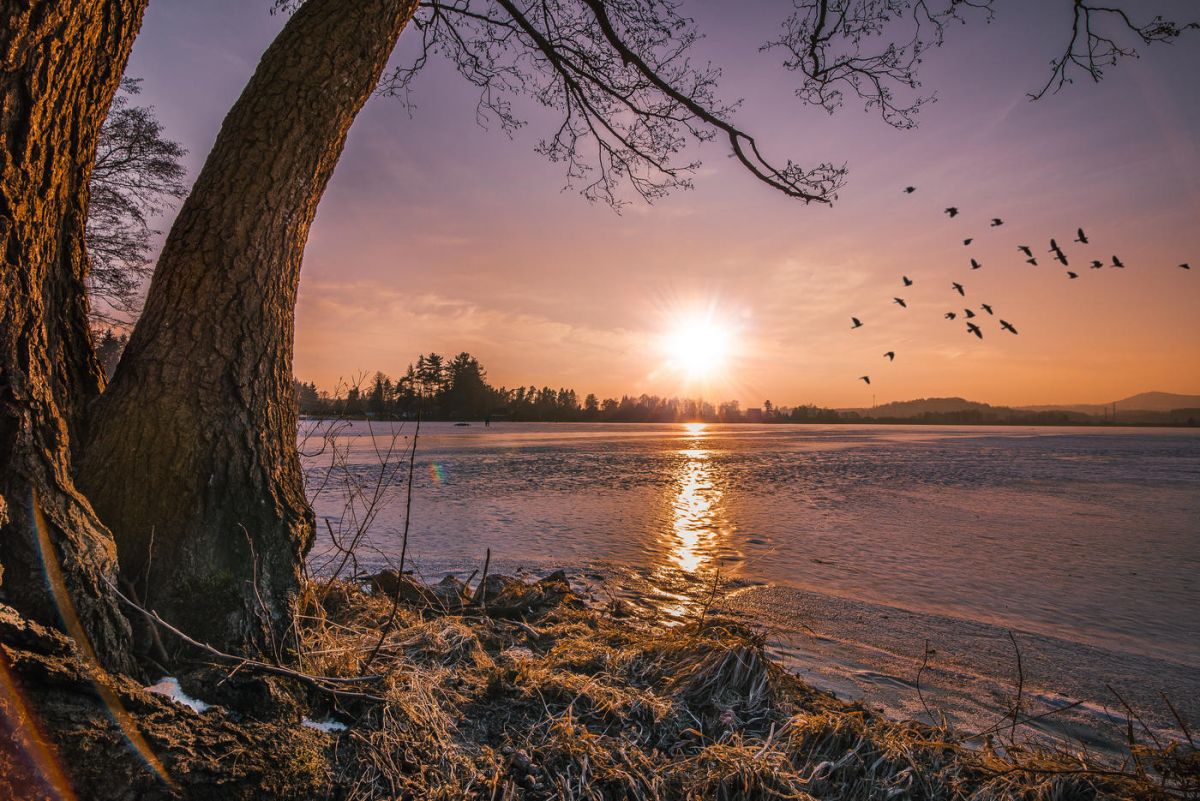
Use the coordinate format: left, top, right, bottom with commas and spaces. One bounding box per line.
294, 351, 841, 424
294, 351, 1199, 426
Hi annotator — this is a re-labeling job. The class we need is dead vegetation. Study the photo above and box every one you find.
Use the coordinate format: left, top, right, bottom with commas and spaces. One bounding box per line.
3, 568, 1197, 799
281, 571, 1196, 800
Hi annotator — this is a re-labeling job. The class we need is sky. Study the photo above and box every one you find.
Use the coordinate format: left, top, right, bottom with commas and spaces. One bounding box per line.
123, 0, 1200, 408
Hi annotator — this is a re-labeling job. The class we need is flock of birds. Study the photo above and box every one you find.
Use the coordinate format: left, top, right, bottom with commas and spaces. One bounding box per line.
852, 186, 1192, 386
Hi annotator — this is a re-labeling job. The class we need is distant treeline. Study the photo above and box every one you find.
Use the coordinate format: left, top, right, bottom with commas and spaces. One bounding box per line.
294, 352, 1199, 426
294, 351, 842, 423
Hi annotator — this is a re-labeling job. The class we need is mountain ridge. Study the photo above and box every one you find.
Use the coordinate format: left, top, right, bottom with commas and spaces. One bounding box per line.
841, 391, 1200, 418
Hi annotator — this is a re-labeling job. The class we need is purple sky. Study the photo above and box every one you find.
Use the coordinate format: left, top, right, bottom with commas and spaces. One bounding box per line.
124, 0, 1200, 407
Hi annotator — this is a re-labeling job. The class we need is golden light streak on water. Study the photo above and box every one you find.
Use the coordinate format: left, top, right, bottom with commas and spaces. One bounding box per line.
30, 490, 174, 789
670, 450, 719, 574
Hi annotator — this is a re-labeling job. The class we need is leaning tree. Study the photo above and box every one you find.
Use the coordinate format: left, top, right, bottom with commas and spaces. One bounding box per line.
80, 0, 1197, 656
1, 0, 150, 673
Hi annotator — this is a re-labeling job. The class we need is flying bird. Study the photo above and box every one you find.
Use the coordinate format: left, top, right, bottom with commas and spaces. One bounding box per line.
1181, 263, 1192, 270
1049, 239, 1061, 252
964, 308, 976, 318
903, 186, 916, 194
1018, 245, 1033, 258
966, 322, 982, 339
1054, 250, 1069, 266
1112, 255, 1125, 268
1090, 260, 1104, 269
851, 317, 863, 328
860, 375, 872, 384
884, 351, 895, 361
945, 207, 959, 217
990, 218, 1004, 227
963, 238, 974, 246
981, 303, 994, 315
1074, 227, 1089, 244
1067, 271, 1078, 279
894, 297, 908, 308
903, 275, 914, 286
944, 312, 958, 320
970, 258, 982, 270
1000, 319, 1018, 334
1026, 258, 1038, 266
952, 282, 965, 296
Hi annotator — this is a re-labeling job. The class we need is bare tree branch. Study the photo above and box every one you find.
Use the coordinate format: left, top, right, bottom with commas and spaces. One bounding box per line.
379, 0, 845, 207
1031, 2, 1199, 100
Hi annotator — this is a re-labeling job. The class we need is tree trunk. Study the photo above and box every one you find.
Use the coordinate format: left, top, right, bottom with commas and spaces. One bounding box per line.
80, 0, 418, 655
1, 0, 147, 674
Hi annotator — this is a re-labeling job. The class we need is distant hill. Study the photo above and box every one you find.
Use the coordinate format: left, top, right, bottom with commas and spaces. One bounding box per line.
1020, 392, 1200, 415
841, 391, 1200, 421
843, 397, 1001, 418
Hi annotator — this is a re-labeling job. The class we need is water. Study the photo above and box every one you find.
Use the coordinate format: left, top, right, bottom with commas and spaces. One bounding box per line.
303, 421, 1200, 747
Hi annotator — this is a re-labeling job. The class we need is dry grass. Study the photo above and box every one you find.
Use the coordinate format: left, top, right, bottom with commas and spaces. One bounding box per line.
282, 573, 1195, 800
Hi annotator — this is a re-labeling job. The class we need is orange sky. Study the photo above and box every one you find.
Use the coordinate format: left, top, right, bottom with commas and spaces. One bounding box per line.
127, 1, 1200, 408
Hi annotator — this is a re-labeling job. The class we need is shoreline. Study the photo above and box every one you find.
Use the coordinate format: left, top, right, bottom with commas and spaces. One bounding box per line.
345, 556, 1198, 758
4, 571, 1192, 799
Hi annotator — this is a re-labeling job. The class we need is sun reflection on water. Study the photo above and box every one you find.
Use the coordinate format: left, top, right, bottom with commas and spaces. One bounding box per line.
647, 439, 739, 619
670, 448, 721, 573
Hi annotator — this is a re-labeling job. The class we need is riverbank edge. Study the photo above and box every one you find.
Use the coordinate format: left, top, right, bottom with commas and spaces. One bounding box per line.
1, 571, 1192, 800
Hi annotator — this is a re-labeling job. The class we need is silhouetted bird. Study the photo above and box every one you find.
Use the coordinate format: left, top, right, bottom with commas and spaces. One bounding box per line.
1026, 258, 1038, 266
1181, 263, 1192, 270
1075, 227, 1089, 244
944, 312, 958, 320
851, 317, 863, 328
952, 282, 965, 296
1054, 250, 1069, 266
903, 275, 914, 286
1112, 255, 1125, 268
894, 297, 907, 308
967, 322, 982, 339
981, 303, 994, 315
970, 258, 982, 270
1018, 245, 1033, 258
1090, 260, 1104, 269
860, 375, 872, 384
1067, 271, 1078, 279
1049, 238, 1060, 252
903, 186, 916, 194
964, 308, 976, 318
1000, 319, 1018, 334
963, 238, 974, 246
945, 207, 959, 217
990, 218, 1004, 227
884, 351, 895, 361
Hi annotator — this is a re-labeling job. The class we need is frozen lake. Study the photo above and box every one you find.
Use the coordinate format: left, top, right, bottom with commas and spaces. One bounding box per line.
303, 421, 1200, 749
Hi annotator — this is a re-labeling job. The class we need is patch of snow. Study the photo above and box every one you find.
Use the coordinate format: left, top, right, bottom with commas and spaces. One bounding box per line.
144, 677, 210, 713
302, 716, 348, 733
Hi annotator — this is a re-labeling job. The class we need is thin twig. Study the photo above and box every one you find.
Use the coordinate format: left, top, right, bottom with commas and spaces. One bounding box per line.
360, 412, 421, 674
107, 580, 386, 702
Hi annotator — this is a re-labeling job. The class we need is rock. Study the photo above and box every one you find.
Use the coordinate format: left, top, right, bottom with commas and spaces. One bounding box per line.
367, 570, 437, 606
431, 575, 471, 610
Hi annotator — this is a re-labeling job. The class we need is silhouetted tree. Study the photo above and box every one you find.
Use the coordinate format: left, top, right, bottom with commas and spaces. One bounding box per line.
86, 78, 187, 325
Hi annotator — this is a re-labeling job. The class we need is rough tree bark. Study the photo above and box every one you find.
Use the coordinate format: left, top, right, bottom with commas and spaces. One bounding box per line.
80, 0, 419, 655
1, 0, 148, 673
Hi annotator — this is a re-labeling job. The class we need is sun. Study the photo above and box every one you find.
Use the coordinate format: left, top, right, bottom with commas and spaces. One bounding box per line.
663, 315, 733, 380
